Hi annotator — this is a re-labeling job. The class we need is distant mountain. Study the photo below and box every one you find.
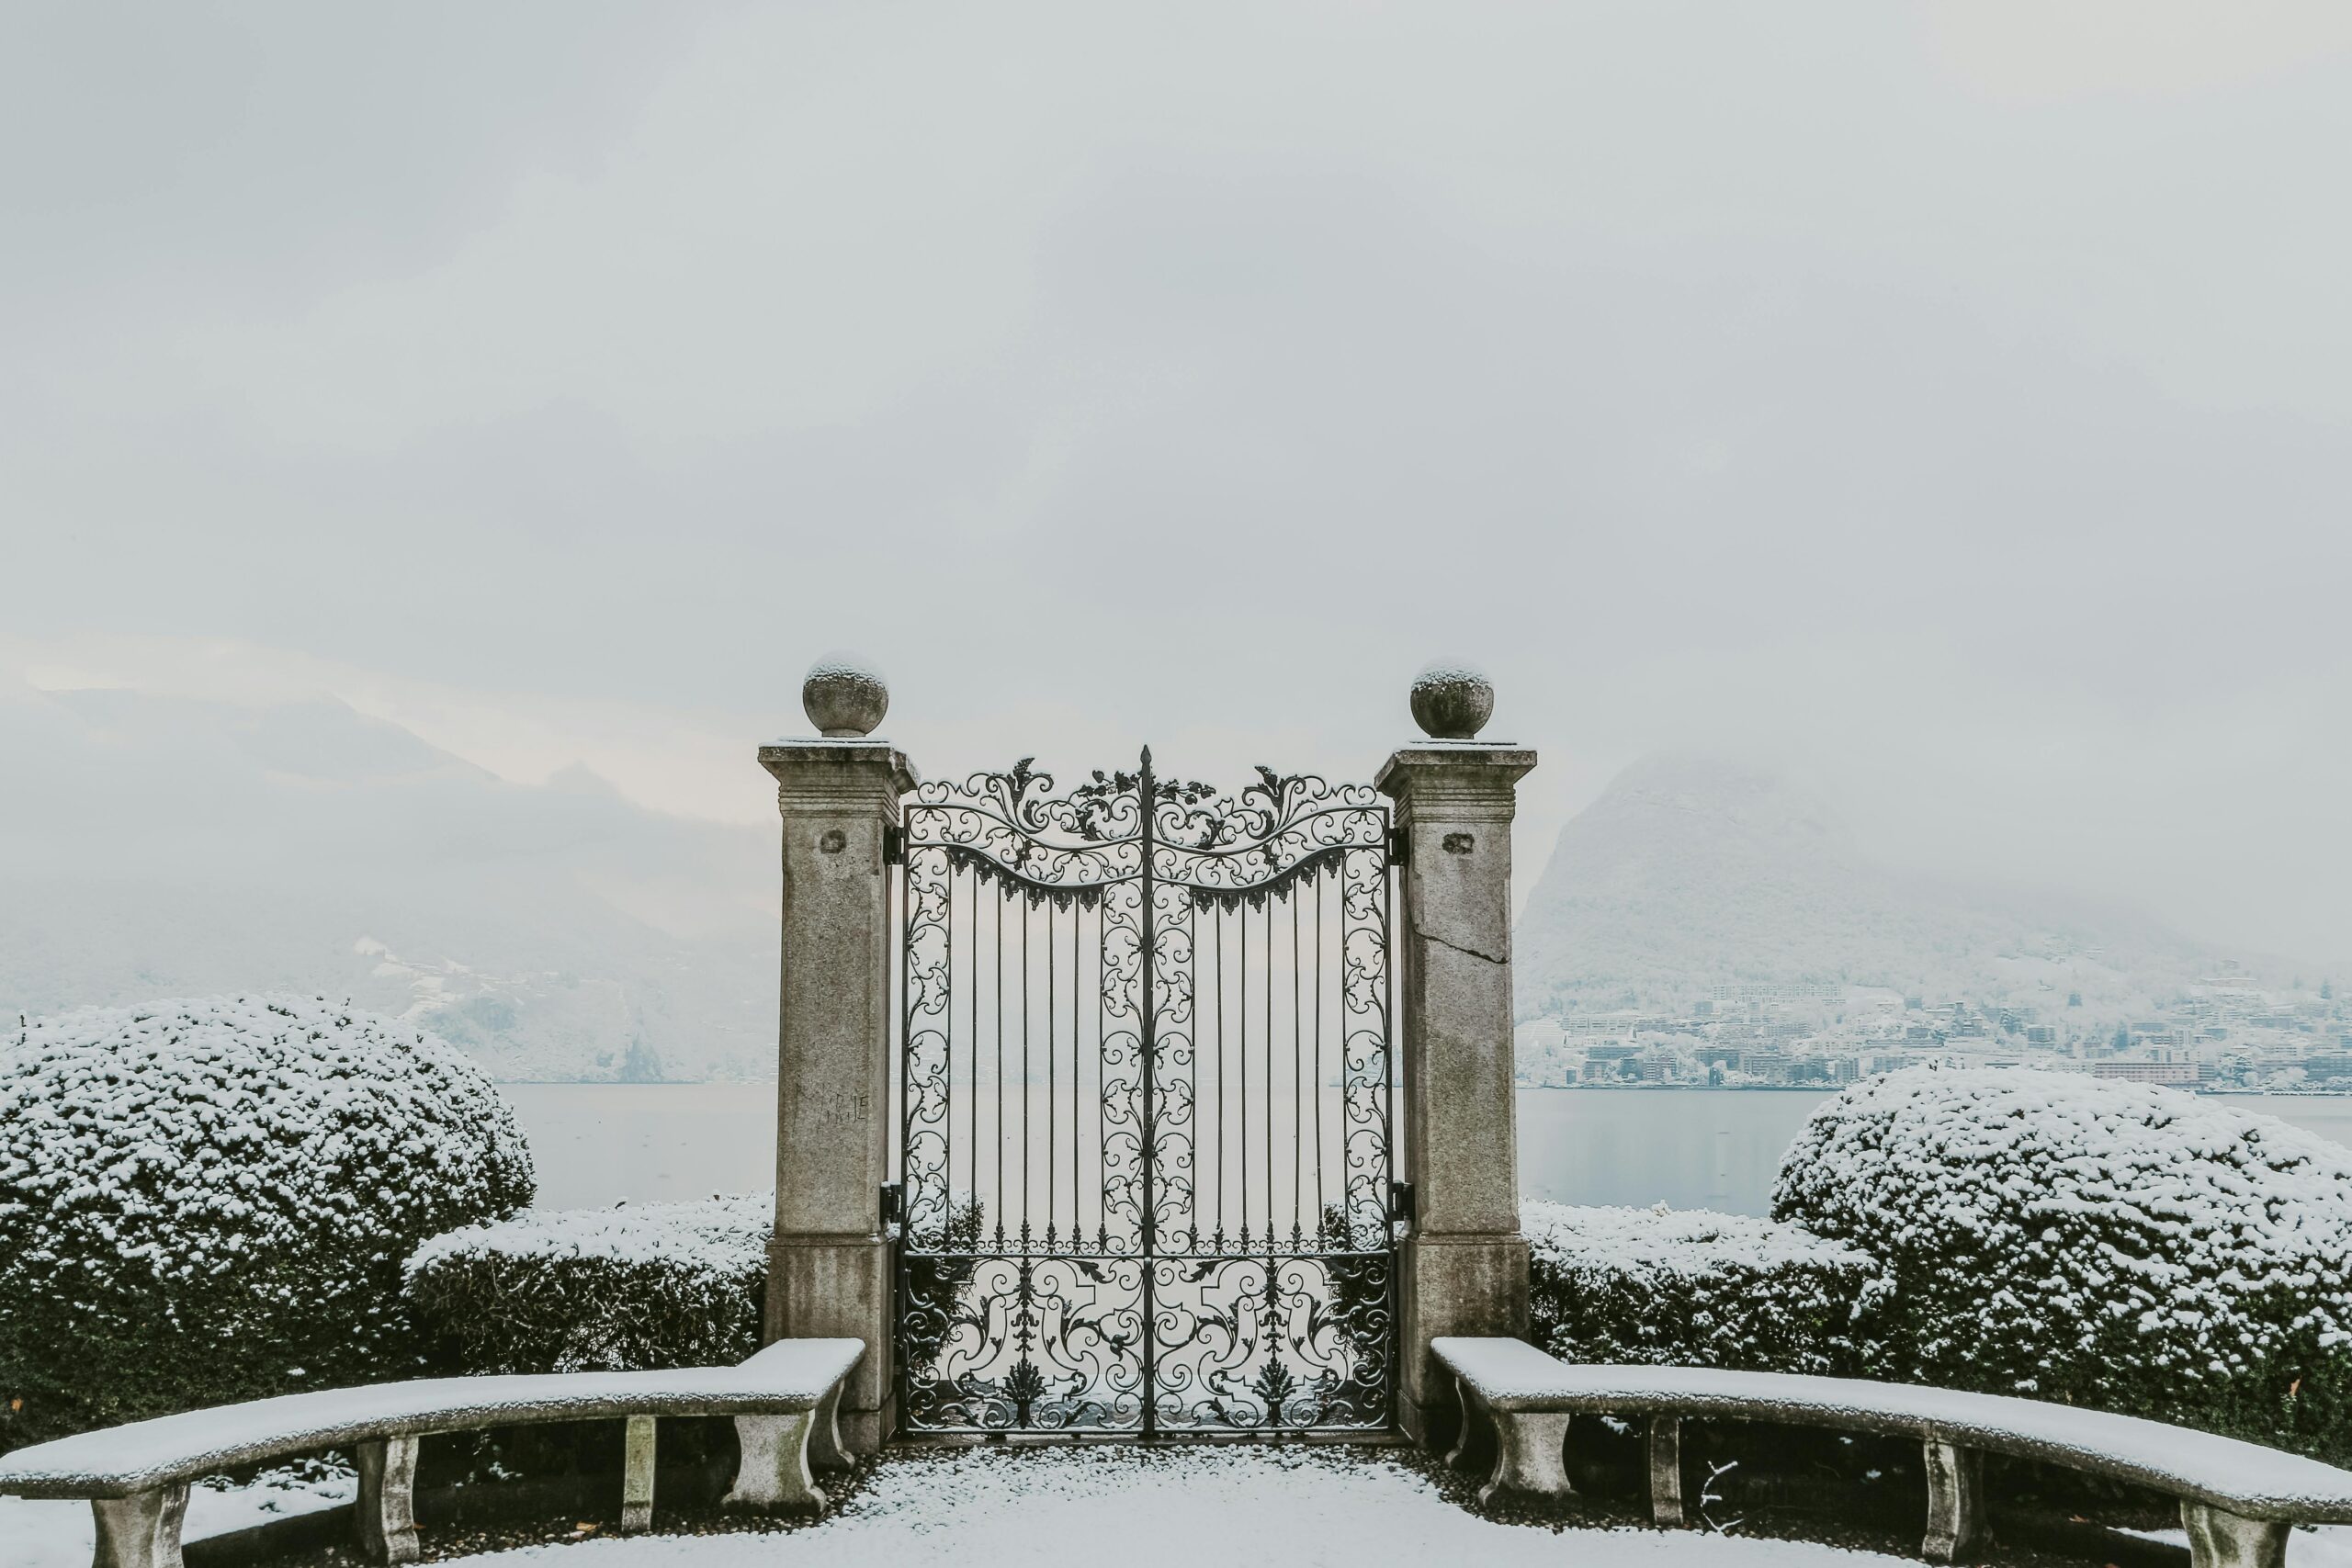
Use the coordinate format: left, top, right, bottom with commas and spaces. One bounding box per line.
0, 687, 776, 1081
1511, 753, 2263, 1020
3, 699, 2287, 1078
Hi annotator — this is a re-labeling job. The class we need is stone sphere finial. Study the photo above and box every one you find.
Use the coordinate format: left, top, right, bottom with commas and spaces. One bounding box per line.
802, 651, 889, 738
1409, 658, 1494, 740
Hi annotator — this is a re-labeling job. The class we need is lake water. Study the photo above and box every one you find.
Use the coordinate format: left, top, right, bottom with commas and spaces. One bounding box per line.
503, 1084, 2352, 1216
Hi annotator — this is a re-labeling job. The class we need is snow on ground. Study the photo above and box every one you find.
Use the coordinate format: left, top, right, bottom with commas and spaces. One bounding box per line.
0, 1466, 355, 1568
9, 1448, 2347, 1568
2129, 1526, 2352, 1568
447, 1446, 1920, 1568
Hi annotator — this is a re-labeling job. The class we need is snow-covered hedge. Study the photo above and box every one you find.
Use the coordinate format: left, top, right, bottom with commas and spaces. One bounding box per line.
404, 1192, 770, 1374
1524, 1201, 1883, 1375
1773, 1066, 2352, 1462
0, 997, 533, 1449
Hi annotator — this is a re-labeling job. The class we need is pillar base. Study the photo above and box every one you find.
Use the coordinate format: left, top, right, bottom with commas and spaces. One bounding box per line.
1397, 1232, 1529, 1446
763, 1234, 893, 1453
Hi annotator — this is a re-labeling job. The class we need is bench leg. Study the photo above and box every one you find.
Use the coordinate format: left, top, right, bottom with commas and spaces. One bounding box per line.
1445, 1377, 1495, 1476
621, 1414, 657, 1533
808, 1377, 851, 1472
90, 1484, 187, 1568
1648, 1414, 1685, 1528
2181, 1502, 2290, 1568
1921, 1440, 1984, 1563
723, 1410, 827, 1514
1480, 1410, 1575, 1506
356, 1434, 423, 1565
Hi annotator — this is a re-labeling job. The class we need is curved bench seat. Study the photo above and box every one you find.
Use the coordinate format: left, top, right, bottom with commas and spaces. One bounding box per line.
1432, 1337, 2352, 1568
0, 1337, 864, 1568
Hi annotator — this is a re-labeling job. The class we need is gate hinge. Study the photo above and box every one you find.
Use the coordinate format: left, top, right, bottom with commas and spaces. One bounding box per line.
879, 1181, 903, 1227
883, 824, 906, 866
1388, 1179, 1416, 1225
1387, 822, 1408, 862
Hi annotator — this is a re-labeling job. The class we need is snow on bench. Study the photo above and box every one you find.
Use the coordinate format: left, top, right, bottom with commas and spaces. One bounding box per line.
1431, 1337, 2352, 1568
0, 1337, 864, 1568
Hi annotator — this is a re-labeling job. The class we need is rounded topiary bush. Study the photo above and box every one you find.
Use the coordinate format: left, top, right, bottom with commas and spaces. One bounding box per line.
404, 1193, 770, 1375
1773, 1066, 2352, 1461
1526, 1201, 1883, 1375
0, 996, 534, 1449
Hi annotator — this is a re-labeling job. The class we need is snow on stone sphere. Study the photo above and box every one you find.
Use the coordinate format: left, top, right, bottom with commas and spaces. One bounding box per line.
0, 995, 535, 1444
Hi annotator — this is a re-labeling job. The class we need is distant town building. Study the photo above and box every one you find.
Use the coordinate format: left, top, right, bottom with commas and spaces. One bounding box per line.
1709, 983, 1841, 1003
2091, 1062, 2199, 1087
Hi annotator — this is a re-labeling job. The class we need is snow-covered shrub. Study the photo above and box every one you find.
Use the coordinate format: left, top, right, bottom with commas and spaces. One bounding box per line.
0, 997, 533, 1449
1524, 1201, 1883, 1374
404, 1193, 770, 1374
1773, 1066, 2352, 1461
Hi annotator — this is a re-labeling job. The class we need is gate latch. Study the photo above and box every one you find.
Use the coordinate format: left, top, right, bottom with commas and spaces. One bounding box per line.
1388, 1179, 1416, 1226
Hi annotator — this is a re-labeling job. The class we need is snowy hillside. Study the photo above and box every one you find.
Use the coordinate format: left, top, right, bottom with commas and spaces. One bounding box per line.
1513, 754, 2259, 1019
0, 688, 776, 1081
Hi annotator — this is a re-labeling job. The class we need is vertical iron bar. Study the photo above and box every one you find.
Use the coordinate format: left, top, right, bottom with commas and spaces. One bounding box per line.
1093, 897, 1102, 1257
1183, 897, 1196, 1251
931, 841, 941, 1259
1292, 885, 1302, 1245
995, 874, 1005, 1249
1022, 886, 1031, 1249
1137, 747, 1158, 1437
1215, 901, 1225, 1248
1096, 891, 1108, 1254
969, 867, 978, 1247
1238, 897, 1249, 1247
1314, 870, 1325, 1236
1047, 895, 1057, 1245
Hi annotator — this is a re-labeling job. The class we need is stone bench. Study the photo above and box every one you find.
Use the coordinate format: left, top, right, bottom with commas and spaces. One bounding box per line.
0, 1337, 864, 1568
1431, 1337, 2352, 1568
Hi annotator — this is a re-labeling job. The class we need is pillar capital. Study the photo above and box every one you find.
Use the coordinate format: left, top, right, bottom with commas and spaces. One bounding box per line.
759, 739, 918, 813
1374, 743, 1537, 819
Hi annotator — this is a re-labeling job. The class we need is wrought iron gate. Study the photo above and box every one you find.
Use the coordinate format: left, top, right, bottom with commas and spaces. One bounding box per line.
893, 750, 1396, 1436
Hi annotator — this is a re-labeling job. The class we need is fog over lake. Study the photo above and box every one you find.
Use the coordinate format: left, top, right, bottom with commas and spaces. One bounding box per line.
506, 1084, 2352, 1216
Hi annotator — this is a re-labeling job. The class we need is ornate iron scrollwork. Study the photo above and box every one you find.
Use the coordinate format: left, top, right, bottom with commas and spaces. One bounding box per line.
896, 750, 1396, 1435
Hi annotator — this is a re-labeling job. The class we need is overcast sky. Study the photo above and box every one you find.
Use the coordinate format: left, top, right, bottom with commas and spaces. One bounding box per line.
5, 2, 2349, 966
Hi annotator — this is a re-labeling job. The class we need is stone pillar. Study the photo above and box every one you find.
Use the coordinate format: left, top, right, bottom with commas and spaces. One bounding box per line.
757, 654, 915, 1454
1375, 660, 1536, 1445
